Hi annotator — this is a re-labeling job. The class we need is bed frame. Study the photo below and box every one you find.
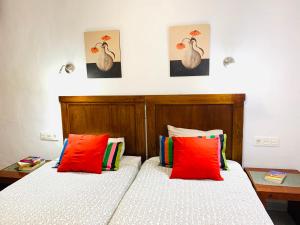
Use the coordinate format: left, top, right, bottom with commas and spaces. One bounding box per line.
145, 94, 245, 164
59, 96, 146, 160
59, 94, 245, 164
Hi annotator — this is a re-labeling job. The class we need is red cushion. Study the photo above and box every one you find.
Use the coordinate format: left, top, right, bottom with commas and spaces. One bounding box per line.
170, 137, 223, 181
58, 134, 109, 174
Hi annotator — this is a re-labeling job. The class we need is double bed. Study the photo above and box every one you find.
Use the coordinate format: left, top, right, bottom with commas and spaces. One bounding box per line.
0, 94, 274, 225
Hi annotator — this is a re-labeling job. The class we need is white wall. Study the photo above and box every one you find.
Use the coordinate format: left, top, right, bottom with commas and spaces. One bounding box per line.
0, 0, 299, 169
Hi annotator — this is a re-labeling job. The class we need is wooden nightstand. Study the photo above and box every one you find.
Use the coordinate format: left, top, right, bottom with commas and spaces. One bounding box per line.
0, 160, 50, 191
245, 167, 300, 224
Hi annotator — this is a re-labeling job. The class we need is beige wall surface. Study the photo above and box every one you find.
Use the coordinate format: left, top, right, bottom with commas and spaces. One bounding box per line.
0, 0, 299, 170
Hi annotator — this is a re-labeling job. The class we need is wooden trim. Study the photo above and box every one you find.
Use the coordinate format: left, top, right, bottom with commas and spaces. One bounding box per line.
134, 102, 146, 160
146, 101, 156, 160
145, 94, 245, 104
245, 168, 299, 173
0, 171, 27, 181
232, 102, 244, 163
60, 102, 69, 140
59, 96, 145, 103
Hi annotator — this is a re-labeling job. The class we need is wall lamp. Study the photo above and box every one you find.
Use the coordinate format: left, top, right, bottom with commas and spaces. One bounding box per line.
223, 57, 235, 67
59, 63, 75, 74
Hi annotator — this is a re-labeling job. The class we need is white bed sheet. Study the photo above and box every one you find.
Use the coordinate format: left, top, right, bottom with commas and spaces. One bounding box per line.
109, 157, 274, 225
0, 156, 141, 225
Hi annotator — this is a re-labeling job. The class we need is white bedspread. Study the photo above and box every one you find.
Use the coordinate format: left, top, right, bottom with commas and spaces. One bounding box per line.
0, 156, 141, 225
109, 157, 273, 225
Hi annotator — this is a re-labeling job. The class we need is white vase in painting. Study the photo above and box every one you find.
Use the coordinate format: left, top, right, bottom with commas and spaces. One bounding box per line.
181, 38, 203, 69
96, 43, 114, 72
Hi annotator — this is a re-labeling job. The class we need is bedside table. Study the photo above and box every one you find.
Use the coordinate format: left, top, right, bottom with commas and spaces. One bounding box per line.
0, 160, 50, 191
245, 167, 300, 224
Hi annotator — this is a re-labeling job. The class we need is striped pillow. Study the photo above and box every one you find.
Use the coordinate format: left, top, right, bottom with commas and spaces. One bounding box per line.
108, 137, 125, 158
159, 134, 228, 170
220, 134, 228, 170
53, 139, 68, 168
102, 142, 123, 171
199, 134, 228, 170
159, 136, 173, 167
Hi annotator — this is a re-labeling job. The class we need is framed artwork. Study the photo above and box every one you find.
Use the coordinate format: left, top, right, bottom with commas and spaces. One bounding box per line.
169, 24, 210, 77
84, 30, 122, 78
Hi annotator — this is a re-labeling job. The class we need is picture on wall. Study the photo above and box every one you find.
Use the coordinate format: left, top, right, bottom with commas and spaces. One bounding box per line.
169, 24, 210, 77
84, 30, 121, 78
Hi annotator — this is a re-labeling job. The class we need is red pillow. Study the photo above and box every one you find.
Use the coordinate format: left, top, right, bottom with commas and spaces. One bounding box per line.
170, 137, 223, 181
58, 134, 109, 174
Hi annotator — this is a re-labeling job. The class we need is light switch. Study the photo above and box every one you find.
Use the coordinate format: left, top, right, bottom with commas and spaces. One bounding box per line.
254, 136, 280, 147
40, 132, 58, 141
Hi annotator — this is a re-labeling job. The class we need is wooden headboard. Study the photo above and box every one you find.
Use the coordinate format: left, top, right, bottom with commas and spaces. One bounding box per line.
59, 94, 245, 164
146, 94, 245, 164
59, 96, 146, 160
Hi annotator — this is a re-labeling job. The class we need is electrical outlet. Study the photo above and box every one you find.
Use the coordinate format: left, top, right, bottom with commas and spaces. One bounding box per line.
254, 136, 280, 147
254, 137, 263, 146
270, 137, 280, 146
40, 132, 58, 141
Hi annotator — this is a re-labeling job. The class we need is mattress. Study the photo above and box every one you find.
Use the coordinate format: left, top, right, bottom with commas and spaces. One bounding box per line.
0, 156, 141, 225
109, 157, 274, 225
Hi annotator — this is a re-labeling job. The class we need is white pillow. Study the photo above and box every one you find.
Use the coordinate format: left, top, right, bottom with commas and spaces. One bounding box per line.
108, 137, 125, 158
167, 125, 223, 137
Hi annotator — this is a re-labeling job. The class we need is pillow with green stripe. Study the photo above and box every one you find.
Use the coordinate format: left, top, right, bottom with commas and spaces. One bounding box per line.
102, 142, 123, 171
220, 134, 228, 170
159, 136, 173, 167
159, 134, 228, 170
199, 134, 228, 170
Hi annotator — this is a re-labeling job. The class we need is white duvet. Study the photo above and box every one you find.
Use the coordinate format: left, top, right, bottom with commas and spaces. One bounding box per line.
0, 156, 141, 225
109, 157, 274, 225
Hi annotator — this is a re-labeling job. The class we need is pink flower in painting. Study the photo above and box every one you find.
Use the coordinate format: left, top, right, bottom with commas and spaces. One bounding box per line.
190, 30, 201, 36
101, 35, 111, 41
176, 42, 186, 49
91, 47, 99, 53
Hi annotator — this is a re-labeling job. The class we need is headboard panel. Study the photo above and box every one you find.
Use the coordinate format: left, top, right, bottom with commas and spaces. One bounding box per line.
59, 96, 146, 160
146, 94, 245, 164
59, 94, 245, 163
